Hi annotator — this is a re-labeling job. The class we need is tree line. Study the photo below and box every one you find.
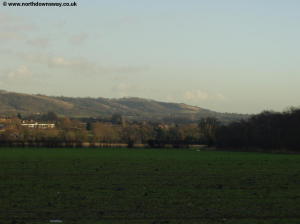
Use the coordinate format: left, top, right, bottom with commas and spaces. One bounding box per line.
1, 109, 300, 152
0, 112, 202, 148
215, 108, 300, 152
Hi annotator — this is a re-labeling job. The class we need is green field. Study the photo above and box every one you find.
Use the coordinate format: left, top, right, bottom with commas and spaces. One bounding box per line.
0, 148, 300, 224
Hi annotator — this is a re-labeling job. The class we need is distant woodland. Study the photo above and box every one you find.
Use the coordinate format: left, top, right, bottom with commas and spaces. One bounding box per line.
216, 108, 300, 152
1, 108, 300, 153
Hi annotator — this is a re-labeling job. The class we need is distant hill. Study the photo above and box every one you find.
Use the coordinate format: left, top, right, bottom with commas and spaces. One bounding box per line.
0, 90, 249, 123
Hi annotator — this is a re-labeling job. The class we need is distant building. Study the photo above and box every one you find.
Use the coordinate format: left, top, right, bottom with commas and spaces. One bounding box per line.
21, 121, 55, 129
0, 118, 10, 123
158, 124, 170, 130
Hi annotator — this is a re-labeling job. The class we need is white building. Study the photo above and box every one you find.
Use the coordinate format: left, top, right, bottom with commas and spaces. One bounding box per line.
21, 122, 55, 129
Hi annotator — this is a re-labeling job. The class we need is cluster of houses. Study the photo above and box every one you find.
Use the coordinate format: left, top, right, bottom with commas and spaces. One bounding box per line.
0, 117, 56, 131
20, 121, 55, 129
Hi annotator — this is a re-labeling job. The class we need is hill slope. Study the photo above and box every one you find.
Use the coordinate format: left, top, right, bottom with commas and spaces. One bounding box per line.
0, 90, 248, 123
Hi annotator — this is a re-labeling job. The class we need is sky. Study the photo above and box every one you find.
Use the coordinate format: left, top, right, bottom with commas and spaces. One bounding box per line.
0, 0, 300, 114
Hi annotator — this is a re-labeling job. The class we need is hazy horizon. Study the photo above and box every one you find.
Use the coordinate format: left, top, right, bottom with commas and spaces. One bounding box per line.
1, 0, 299, 113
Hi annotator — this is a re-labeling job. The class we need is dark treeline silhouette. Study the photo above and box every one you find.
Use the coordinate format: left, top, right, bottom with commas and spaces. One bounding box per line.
215, 108, 300, 152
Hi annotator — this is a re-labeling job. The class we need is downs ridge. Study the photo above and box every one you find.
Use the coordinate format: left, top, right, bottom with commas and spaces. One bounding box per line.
0, 90, 248, 123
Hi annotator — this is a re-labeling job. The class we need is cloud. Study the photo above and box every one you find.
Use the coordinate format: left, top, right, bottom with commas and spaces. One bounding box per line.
0, 13, 17, 23
27, 38, 50, 48
113, 83, 131, 96
0, 13, 35, 42
0, 13, 50, 48
8, 65, 32, 79
111, 83, 141, 97
184, 90, 226, 101
69, 33, 88, 45
48, 56, 101, 74
17, 52, 147, 75
0, 50, 148, 80
51, 57, 74, 66
0, 65, 33, 84
0, 31, 23, 40
13, 53, 92, 71
215, 93, 226, 101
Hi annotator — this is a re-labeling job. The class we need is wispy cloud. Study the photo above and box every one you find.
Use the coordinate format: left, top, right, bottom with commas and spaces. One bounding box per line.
0, 12, 49, 48
184, 90, 226, 101
27, 37, 50, 48
0, 31, 23, 41
0, 13, 17, 23
3, 50, 148, 76
69, 33, 89, 45
0, 13, 35, 42
0, 65, 33, 85
111, 83, 142, 97
7, 65, 32, 79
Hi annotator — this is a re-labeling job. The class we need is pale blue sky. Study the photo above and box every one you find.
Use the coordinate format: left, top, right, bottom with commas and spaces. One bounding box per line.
1, 0, 299, 113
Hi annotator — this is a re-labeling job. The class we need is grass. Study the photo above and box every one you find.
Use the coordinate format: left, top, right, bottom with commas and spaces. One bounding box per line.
0, 148, 300, 224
